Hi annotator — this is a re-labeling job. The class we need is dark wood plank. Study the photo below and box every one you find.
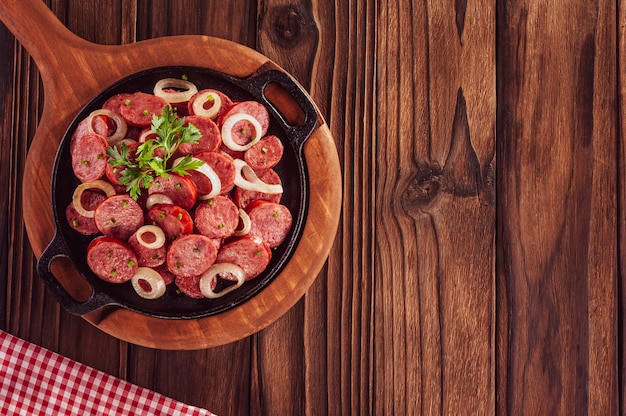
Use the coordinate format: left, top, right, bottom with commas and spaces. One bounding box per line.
497, 1, 618, 414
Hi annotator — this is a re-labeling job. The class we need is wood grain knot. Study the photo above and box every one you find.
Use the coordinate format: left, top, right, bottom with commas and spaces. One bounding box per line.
269, 5, 308, 47
402, 161, 444, 209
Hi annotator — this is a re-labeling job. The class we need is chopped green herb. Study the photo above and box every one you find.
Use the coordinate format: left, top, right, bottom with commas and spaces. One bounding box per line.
207, 200, 214, 206
81, 160, 89, 166
127, 260, 135, 267
109, 219, 116, 225
193, 248, 200, 253
111, 269, 117, 275
97, 153, 104, 160
218, 223, 225, 228
143, 109, 149, 116
181, 74, 188, 81
124, 99, 131, 105
177, 213, 183, 220
122, 201, 128, 207
106, 106, 204, 200
273, 213, 279, 218
72, 220, 79, 227
207, 94, 214, 102
261, 147, 268, 153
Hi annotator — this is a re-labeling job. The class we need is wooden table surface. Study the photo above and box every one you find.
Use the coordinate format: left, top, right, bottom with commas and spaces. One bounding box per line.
0, 1, 623, 415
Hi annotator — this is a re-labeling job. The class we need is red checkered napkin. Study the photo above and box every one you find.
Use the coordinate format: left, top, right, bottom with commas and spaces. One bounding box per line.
0, 330, 216, 415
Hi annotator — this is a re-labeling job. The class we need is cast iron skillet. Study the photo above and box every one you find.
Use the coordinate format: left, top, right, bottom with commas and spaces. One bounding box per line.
37, 66, 317, 319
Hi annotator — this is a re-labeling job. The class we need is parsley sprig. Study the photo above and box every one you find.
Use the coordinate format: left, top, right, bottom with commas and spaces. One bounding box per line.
106, 106, 204, 200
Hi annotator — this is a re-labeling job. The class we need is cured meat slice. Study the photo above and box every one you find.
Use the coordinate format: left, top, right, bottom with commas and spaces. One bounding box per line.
233, 168, 282, 209
175, 274, 204, 299
148, 174, 198, 211
166, 234, 218, 278
118, 92, 169, 127
194, 195, 239, 239
246, 200, 292, 248
244, 135, 284, 171
188, 89, 233, 120
93, 194, 144, 241
215, 236, 271, 280
177, 115, 221, 154
127, 229, 167, 268
87, 236, 138, 283
71, 133, 109, 183
186, 151, 236, 196
146, 204, 193, 241
218, 101, 270, 138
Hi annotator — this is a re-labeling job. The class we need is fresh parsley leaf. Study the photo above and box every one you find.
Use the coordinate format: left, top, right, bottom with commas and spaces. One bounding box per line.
105, 105, 205, 200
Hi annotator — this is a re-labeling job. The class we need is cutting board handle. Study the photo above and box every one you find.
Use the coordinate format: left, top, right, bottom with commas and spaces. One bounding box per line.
0, 0, 94, 76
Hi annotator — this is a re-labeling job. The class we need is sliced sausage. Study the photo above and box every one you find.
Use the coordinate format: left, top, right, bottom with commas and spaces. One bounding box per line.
127, 230, 167, 268
93, 194, 144, 241
244, 135, 284, 171
194, 195, 239, 239
174, 274, 204, 299
148, 174, 198, 211
186, 150, 236, 196
218, 101, 270, 138
177, 115, 221, 154
71, 133, 109, 183
216, 236, 271, 280
102, 93, 133, 113
87, 236, 138, 283
65, 190, 107, 235
246, 200, 292, 248
146, 204, 193, 241
167, 234, 218, 278
188, 89, 233, 120
232, 168, 282, 209
118, 92, 169, 127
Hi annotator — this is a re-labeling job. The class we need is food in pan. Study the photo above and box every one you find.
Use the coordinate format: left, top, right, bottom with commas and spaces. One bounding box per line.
66, 77, 293, 301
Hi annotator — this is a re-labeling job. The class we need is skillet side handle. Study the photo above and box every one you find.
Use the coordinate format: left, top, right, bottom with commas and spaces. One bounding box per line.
244, 70, 321, 151
36, 232, 117, 316
0, 0, 93, 73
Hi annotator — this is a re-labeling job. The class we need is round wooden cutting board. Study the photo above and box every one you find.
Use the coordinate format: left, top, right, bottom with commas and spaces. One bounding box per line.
0, 0, 341, 349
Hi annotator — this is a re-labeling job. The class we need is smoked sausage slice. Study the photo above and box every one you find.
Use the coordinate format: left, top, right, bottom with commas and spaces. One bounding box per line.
87, 236, 138, 283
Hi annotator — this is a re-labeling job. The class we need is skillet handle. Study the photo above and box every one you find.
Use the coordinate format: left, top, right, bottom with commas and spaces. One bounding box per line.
37, 232, 118, 316
242, 70, 320, 150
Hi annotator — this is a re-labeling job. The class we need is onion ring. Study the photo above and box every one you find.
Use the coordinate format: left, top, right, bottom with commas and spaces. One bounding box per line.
173, 156, 221, 200
145, 193, 174, 210
191, 91, 222, 119
72, 180, 116, 218
233, 209, 251, 236
87, 109, 128, 146
233, 159, 283, 194
199, 263, 246, 299
131, 267, 167, 299
135, 225, 166, 250
153, 78, 198, 103
221, 113, 263, 151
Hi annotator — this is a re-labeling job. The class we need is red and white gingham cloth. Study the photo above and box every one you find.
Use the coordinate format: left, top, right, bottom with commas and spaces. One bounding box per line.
0, 330, 216, 415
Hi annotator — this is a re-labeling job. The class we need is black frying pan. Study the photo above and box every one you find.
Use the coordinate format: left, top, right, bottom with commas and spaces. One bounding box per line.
37, 66, 318, 319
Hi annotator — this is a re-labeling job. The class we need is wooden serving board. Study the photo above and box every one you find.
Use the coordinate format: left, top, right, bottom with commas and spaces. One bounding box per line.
0, 0, 341, 349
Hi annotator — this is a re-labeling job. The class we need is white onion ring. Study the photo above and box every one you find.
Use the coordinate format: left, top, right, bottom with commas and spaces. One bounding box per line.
221, 113, 263, 151
191, 91, 222, 119
233, 159, 283, 194
138, 129, 158, 143
145, 193, 174, 210
199, 263, 246, 299
173, 157, 221, 200
233, 209, 251, 236
72, 180, 116, 218
135, 225, 166, 250
153, 78, 198, 103
87, 109, 128, 145
131, 267, 167, 299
